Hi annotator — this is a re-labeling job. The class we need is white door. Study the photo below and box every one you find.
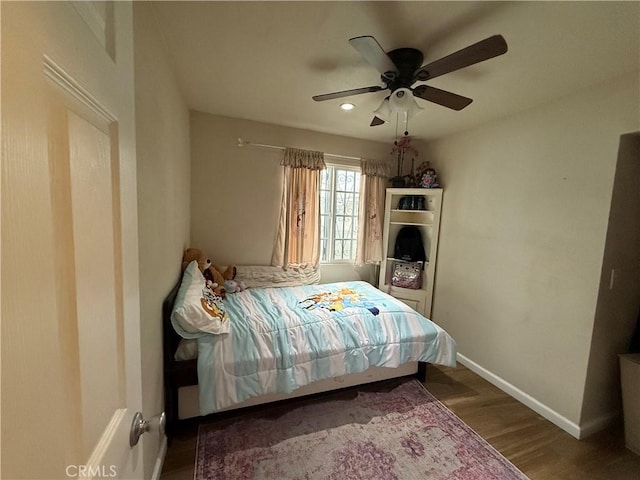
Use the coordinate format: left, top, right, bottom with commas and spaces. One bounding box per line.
2, 2, 143, 479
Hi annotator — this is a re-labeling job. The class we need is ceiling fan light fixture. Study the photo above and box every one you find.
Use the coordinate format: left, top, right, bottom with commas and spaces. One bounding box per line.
388, 88, 423, 119
373, 97, 391, 122
406, 95, 424, 120
340, 102, 355, 111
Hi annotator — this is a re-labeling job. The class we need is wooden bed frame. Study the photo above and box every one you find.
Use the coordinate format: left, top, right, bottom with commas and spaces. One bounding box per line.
162, 281, 427, 436
162, 281, 197, 435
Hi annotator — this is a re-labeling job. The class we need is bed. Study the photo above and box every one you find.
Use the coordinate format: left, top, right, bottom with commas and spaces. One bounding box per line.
163, 261, 456, 434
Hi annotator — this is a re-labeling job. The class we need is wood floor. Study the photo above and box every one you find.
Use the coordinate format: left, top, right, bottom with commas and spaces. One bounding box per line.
160, 363, 640, 480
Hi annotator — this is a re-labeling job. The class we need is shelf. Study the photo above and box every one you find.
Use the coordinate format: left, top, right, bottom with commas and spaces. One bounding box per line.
390, 221, 432, 227
386, 258, 429, 266
380, 283, 426, 299
389, 208, 434, 228
390, 209, 432, 213
380, 187, 442, 317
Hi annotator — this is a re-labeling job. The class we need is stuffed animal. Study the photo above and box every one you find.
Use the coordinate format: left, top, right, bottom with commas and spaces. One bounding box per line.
210, 262, 237, 286
182, 247, 210, 272
224, 279, 247, 294
182, 247, 236, 297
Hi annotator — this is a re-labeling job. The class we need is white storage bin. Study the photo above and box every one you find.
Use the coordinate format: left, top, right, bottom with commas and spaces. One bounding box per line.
619, 353, 640, 455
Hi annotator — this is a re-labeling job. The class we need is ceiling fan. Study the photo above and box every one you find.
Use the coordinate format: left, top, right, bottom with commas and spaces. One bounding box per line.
312, 34, 508, 127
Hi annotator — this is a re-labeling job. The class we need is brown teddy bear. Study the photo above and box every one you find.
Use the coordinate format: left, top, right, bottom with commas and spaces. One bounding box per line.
182, 247, 236, 297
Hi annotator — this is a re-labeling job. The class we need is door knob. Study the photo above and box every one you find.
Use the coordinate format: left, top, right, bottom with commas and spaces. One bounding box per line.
129, 412, 149, 447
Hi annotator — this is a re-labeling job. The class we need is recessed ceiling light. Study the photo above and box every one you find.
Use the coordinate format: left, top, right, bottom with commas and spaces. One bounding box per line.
340, 103, 355, 111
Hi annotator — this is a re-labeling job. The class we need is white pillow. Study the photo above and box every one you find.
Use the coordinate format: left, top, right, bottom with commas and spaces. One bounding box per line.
171, 261, 230, 337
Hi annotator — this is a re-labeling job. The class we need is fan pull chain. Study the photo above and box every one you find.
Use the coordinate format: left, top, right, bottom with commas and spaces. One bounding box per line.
394, 111, 400, 141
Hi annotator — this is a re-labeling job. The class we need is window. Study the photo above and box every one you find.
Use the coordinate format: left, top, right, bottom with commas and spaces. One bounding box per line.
320, 165, 361, 263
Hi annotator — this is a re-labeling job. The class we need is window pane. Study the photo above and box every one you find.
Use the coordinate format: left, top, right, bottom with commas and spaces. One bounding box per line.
344, 193, 355, 216
322, 190, 333, 216
334, 240, 343, 259
321, 168, 330, 190
335, 216, 344, 239
320, 166, 361, 263
344, 216, 353, 238
336, 170, 346, 191
341, 240, 349, 259
345, 171, 355, 191
335, 192, 345, 215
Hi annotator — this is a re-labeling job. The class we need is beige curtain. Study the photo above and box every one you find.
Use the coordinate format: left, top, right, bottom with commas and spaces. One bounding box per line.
355, 158, 391, 266
271, 147, 326, 268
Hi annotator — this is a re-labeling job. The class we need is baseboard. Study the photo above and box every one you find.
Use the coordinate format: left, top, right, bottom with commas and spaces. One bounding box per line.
579, 410, 622, 438
151, 435, 168, 480
456, 353, 583, 439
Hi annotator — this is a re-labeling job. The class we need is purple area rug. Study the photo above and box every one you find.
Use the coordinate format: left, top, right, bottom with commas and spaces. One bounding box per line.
195, 379, 529, 479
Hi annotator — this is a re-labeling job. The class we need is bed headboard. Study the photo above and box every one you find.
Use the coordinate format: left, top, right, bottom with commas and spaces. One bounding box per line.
162, 280, 183, 369
162, 277, 199, 434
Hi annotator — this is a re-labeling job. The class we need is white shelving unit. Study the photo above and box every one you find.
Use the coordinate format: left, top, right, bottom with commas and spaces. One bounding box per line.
378, 188, 443, 317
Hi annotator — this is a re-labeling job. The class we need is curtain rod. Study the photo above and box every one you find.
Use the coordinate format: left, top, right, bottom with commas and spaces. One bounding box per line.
237, 138, 361, 162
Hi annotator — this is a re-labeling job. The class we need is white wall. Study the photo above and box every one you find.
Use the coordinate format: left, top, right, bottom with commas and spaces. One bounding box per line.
133, 3, 191, 477
189, 111, 387, 283
426, 72, 639, 432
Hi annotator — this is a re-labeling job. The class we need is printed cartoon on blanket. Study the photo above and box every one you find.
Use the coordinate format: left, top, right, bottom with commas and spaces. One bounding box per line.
200, 284, 227, 321
298, 286, 380, 316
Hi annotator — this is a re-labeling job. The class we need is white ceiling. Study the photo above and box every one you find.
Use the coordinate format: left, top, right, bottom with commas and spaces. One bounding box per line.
150, 1, 639, 143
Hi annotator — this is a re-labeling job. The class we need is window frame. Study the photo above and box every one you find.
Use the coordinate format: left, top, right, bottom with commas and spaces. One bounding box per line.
320, 163, 362, 264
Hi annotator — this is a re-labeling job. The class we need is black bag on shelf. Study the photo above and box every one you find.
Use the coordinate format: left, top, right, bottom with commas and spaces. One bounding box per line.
393, 226, 426, 262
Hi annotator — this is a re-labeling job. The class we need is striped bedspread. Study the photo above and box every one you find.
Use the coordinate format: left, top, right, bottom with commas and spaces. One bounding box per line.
196, 281, 456, 414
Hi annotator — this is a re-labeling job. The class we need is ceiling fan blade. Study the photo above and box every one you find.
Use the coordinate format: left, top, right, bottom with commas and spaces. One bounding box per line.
312, 85, 383, 102
414, 34, 508, 81
413, 85, 473, 111
370, 116, 385, 126
349, 35, 398, 78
